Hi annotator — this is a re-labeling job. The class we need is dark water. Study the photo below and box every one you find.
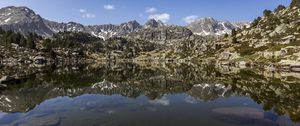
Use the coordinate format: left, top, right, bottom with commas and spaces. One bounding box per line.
0, 63, 300, 126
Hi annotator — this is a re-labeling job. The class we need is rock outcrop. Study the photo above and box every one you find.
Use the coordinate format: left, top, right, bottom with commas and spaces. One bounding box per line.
127, 25, 194, 45
209, 1, 300, 67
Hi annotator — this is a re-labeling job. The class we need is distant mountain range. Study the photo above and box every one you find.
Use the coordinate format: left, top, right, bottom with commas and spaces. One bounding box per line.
0, 6, 143, 39
43, 19, 142, 39
0, 6, 249, 38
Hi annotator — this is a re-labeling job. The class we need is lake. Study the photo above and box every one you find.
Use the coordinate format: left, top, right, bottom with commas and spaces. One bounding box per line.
0, 62, 299, 126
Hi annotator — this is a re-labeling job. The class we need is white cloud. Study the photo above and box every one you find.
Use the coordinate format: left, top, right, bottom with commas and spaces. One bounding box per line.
184, 96, 198, 104
146, 7, 157, 13
79, 9, 86, 13
79, 9, 96, 19
82, 13, 96, 18
104, 5, 115, 10
149, 96, 170, 106
183, 15, 198, 24
149, 13, 170, 23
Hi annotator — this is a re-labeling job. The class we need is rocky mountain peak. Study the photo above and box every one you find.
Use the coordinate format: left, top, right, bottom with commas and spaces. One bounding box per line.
120, 20, 142, 32
125, 20, 140, 26
187, 17, 249, 36
0, 6, 53, 36
0, 6, 249, 39
144, 19, 164, 28
199, 17, 218, 23
0, 6, 144, 39
0, 6, 39, 25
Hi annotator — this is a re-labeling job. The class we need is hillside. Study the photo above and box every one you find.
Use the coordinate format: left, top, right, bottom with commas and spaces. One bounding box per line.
208, 0, 300, 69
0, 1, 300, 70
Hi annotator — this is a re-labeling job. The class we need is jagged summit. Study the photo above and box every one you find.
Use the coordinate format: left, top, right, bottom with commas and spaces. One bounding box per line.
0, 6, 142, 39
119, 20, 142, 32
187, 17, 249, 36
144, 19, 165, 28
0, 6, 53, 36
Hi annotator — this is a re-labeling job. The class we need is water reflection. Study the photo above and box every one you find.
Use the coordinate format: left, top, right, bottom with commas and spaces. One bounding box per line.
0, 63, 300, 126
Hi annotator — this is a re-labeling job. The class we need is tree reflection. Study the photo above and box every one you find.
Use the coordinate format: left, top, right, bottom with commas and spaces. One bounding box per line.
0, 62, 300, 122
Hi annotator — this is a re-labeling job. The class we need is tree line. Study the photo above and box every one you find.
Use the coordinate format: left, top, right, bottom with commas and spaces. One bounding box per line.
0, 27, 41, 49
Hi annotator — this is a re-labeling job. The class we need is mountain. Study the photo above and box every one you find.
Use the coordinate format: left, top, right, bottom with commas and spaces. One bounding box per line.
0, 6, 142, 39
127, 25, 194, 45
144, 19, 165, 28
0, 6, 250, 39
0, 6, 53, 36
187, 17, 249, 36
44, 19, 142, 39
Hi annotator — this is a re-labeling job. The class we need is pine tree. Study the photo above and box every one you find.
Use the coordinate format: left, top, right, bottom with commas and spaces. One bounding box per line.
224, 33, 229, 38
251, 17, 262, 27
231, 29, 237, 37
3, 31, 13, 47
263, 10, 272, 17
0, 27, 4, 34
232, 37, 238, 44
43, 38, 52, 50
26, 33, 36, 49
49, 49, 56, 59
13, 33, 22, 45
274, 5, 286, 12
19, 35, 27, 47
231, 29, 238, 43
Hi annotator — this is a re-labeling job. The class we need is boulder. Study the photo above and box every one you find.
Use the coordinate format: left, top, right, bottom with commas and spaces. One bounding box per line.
0, 76, 11, 83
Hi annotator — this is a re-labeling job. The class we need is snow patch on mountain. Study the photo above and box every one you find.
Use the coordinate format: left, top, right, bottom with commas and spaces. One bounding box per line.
187, 17, 250, 36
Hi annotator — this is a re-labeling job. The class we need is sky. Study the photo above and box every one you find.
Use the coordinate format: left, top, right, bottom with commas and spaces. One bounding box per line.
0, 0, 292, 25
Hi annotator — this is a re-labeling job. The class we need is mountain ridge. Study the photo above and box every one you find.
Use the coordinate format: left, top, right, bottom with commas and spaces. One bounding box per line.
0, 6, 54, 36
0, 6, 249, 38
187, 17, 250, 36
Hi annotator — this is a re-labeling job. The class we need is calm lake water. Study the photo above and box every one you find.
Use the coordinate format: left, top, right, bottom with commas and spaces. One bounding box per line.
0, 63, 300, 126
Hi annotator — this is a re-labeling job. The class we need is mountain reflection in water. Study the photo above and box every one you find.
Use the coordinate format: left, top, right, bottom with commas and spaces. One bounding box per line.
0, 63, 300, 126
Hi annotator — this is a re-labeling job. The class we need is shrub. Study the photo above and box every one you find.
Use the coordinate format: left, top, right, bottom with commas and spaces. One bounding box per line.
263, 10, 272, 17
251, 17, 262, 27
231, 29, 237, 37
274, 5, 286, 12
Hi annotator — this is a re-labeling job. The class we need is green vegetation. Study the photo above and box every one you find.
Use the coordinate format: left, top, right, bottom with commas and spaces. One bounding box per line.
251, 17, 262, 27
0, 0, 299, 62
231, 29, 238, 44
43, 32, 102, 49
234, 42, 268, 56
291, 0, 300, 8
26, 33, 37, 49
223, 33, 229, 38
231, 29, 236, 37
0, 27, 41, 49
263, 9, 273, 17
274, 5, 286, 12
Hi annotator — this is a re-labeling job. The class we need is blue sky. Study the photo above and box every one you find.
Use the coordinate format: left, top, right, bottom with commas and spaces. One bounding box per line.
0, 0, 292, 25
